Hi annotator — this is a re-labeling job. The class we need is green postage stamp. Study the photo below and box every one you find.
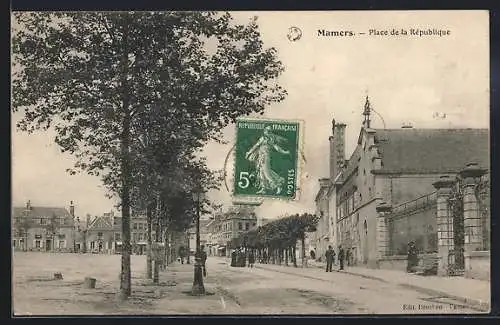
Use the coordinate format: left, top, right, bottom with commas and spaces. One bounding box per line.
233, 118, 302, 200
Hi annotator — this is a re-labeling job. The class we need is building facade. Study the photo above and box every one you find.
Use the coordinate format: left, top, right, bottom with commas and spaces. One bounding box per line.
205, 207, 258, 256
12, 200, 77, 252
311, 121, 346, 261
316, 97, 489, 276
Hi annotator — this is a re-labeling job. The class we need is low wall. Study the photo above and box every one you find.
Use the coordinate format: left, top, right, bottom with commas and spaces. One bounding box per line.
378, 253, 437, 272
465, 250, 490, 281
378, 255, 407, 271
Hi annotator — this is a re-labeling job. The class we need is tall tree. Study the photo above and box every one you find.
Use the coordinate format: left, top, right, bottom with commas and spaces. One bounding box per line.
12, 11, 286, 299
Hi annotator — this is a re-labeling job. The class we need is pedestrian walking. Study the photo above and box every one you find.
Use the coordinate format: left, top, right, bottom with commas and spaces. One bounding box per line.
178, 246, 185, 264
310, 249, 316, 260
248, 250, 255, 268
346, 248, 352, 266
325, 245, 334, 272
231, 249, 237, 267
200, 245, 208, 277
338, 245, 345, 270
407, 241, 418, 273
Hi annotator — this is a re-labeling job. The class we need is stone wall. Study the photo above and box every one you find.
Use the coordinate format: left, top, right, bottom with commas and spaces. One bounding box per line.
465, 251, 490, 280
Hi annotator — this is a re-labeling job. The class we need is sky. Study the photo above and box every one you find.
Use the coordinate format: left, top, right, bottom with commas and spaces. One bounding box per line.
11, 11, 489, 218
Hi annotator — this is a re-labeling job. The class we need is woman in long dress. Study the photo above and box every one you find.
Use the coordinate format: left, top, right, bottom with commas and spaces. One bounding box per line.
245, 126, 290, 195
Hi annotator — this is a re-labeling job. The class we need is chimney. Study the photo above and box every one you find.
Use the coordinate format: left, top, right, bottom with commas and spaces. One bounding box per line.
329, 118, 347, 181
335, 123, 346, 174
70, 201, 75, 218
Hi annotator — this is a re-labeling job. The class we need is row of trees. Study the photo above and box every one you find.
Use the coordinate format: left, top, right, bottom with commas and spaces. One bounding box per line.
12, 11, 287, 299
230, 213, 319, 267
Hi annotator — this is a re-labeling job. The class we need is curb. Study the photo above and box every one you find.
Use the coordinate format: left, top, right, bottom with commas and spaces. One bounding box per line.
255, 263, 490, 312
397, 283, 490, 313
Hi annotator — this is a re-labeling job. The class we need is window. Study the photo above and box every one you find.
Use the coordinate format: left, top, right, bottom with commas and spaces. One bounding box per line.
58, 240, 66, 249
58, 234, 65, 239
60, 217, 65, 225
35, 240, 41, 248
133, 223, 137, 230
238, 222, 242, 230
90, 241, 95, 249
40, 218, 46, 225
364, 219, 368, 235
138, 223, 143, 230
98, 232, 103, 238
115, 233, 121, 241
113, 218, 118, 225
245, 223, 249, 231
252, 223, 256, 227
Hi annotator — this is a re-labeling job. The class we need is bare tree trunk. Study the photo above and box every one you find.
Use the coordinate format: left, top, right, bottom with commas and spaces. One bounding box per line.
146, 201, 153, 279
285, 248, 289, 266
163, 225, 169, 269
186, 231, 190, 264
153, 210, 161, 284
293, 244, 298, 267
301, 235, 307, 268
119, 20, 132, 301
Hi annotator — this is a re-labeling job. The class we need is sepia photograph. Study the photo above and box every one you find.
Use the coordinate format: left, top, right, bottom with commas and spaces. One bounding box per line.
11, 10, 490, 315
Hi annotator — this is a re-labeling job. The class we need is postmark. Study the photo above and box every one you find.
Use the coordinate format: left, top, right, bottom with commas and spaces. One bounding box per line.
233, 118, 301, 200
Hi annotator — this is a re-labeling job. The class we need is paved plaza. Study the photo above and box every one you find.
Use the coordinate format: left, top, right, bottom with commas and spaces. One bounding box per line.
12, 252, 490, 315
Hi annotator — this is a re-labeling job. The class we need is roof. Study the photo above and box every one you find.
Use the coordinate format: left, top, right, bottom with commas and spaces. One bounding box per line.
88, 216, 114, 230
373, 128, 489, 174
12, 206, 74, 227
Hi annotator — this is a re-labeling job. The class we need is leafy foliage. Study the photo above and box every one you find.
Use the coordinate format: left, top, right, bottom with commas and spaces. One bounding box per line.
12, 11, 286, 297
236, 213, 319, 249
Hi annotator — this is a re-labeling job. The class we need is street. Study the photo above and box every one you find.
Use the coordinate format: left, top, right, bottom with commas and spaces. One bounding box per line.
13, 252, 483, 315
202, 257, 480, 314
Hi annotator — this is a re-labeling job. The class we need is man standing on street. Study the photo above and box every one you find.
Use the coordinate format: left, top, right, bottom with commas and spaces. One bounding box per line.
338, 245, 345, 270
325, 245, 334, 272
199, 245, 208, 277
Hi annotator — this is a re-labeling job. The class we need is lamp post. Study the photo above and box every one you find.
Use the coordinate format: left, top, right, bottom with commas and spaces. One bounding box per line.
191, 188, 205, 295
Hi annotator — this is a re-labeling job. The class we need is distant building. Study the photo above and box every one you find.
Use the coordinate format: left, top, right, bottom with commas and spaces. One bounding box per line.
188, 218, 211, 254
84, 211, 119, 254
12, 200, 76, 252
205, 206, 258, 256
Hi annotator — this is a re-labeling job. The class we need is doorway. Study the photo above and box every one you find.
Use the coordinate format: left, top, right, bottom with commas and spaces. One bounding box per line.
45, 239, 52, 251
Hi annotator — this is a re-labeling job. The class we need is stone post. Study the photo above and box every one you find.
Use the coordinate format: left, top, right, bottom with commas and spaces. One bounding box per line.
433, 176, 455, 276
459, 163, 487, 253
375, 202, 391, 263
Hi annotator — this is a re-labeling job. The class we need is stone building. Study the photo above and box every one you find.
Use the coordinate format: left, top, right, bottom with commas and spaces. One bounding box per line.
316, 97, 489, 278
12, 200, 76, 252
206, 206, 258, 256
311, 121, 346, 260
84, 212, 120, 254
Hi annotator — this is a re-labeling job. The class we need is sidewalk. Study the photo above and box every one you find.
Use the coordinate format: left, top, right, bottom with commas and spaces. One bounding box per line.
255, 260, 490, 312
